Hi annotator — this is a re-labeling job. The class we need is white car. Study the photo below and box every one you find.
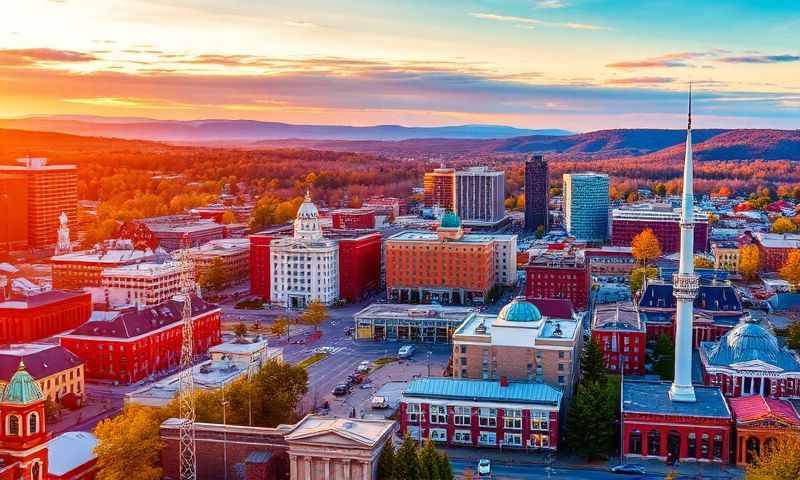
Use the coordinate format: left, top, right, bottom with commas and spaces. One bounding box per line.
356, 361, 370, 373
477, 459, 491, 477
398, 345, 416, 358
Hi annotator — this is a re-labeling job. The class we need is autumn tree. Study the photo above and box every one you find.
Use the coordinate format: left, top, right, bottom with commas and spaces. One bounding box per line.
694, 256, 714, 269
198, 257, 228, 291
630, 266, 658, 295
233, 322, 248, 340
746, 436, 800, 480
772, 217, 798, 234
779, 250, 800, 290
269, 316, 291, 339
739, 245, 761, 281
220, 210, 237, 224
94, 405, 168, 480
631, 229, 662, 266
302, 300, 329, 331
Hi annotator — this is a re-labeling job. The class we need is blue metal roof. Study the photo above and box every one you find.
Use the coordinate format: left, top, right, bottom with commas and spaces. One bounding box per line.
404, 377, 562, 406
622, 380, 730, 419
701, 319, 800, 372
497, 297, 542, 323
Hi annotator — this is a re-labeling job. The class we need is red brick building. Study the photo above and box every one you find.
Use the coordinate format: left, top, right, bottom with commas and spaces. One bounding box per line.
591, 302, 646, 375
752, 232, 800, 272
622, 381, 732, 464
611, 204, 708, 253
525, 254, 589, 309
729, 396, 800, 466
249, 234, 275, 299
363, 196, 405, 217
583, 246, 636, 278
60, 295, 221, 384
399, 377, 562, 451
0, 290, 91, 344
331, 208, 375, 230
337, 232, 382, 303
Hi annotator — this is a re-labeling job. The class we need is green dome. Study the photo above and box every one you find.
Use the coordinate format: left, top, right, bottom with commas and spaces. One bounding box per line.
2, 361, 44, 404
440, 211, 461, 228
497, 297, 542, 323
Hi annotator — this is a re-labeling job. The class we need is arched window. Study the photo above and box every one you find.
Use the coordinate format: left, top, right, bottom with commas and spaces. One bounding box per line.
647, 430, 661, 456
31, 461, 42, 480
28, 412, 39, 435
629, 429, 642, 455
713, 434, 723, 460
7, 415, 20, 436
687, 433, 697, 458
701, 433, 710, 458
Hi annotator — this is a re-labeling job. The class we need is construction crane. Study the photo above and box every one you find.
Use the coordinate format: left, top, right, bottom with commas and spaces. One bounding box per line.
177, 234, 196, 480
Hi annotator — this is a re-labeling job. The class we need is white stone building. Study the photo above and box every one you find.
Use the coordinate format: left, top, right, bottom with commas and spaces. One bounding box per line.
270, 192, 339, 308
94, 261, 182, 307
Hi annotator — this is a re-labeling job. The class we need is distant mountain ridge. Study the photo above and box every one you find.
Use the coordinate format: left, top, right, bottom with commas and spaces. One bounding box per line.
0, 116, 571, 141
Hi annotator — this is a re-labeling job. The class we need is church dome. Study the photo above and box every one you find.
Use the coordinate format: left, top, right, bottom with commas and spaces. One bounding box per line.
439, 211, 461, 229
724, 318, 781, 364
296, 191, 319, 219
497, 297, 542, 323
2, 361, 44, 404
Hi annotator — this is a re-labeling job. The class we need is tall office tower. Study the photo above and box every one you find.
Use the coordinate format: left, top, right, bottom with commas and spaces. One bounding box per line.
0, 174, 29, 254
0, 158, 77, 248
670, 88, 698, 402
454, 167, 505, 224
563, 172, 609, 242
423, 167, 455, 210
524, 155, 549, 232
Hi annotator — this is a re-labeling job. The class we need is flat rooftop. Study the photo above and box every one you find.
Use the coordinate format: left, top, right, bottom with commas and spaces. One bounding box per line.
52, 248, 157, 264
622, 380, 730, 419
388, 231, 515, 243
355, 303, 476, 322
0, 289, 87, 310
126, 359, 246, 406
102, 261, 180, 278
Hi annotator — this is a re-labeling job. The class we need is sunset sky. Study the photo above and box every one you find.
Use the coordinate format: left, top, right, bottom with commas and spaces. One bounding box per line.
1, 0, 798, 130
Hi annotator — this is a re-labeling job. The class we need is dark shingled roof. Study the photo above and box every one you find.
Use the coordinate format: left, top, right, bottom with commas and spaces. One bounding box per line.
68, 295, 217, 339
0, 345, 83, 381
639, 283, 741, 313
622, 380, 730, 419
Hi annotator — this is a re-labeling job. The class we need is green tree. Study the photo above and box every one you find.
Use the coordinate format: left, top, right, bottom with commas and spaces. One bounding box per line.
302, 300, 329, 331
438, 452, 453, 480
419, 439, 439, 480
199, 257, 227, 291
564, 380, 616, 461
535, 224, 545, 239
376, 441, 396, 480
746, 436, 800, 480
94, 405, 168, 480
394, 435, 421, 480
653, 334, 675, 381
630, 266, 658, 295
581, 337, 608, 386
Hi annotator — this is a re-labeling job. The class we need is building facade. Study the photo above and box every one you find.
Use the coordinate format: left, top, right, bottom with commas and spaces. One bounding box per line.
354, 303, 476, 343
0, 290, 91, 344
582, 247, 636, 278
60, 295, 221, 384
337, 232, 381, 304
524, 155, 549, 233
729, 396, 800, 466
188, 238, 251, 287
331, 208, 376, 230
525, 253, 590, 309
752, 232, 800, 272
0, 362, 49, 480
611, 203, 709, 253
141, 217, 225, 251
399, 377, 562, 451
270, 193, 339, 308
0, 157, 77, 248
249, 233, 275, 300
385, 212, 516, 305
423, 168, 455, 210
699, 318, 800, 398
51, 243, 161, 290
591, 302, 646, 375
563, 172, 609, 243
0, 174, 29, 254
711, 241, 739, 272
0, 344, 84, 407
453, 167, 505, 225
97, 261, 182, 307
451, 297, 583, 398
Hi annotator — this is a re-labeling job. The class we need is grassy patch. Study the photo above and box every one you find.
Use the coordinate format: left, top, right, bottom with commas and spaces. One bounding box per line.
297, 353, 327, 369
373, 357, 397, 367
235, 298, 264, 310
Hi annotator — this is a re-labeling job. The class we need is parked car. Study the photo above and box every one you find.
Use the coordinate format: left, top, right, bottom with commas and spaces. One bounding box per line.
332, 384, 350, 396
398, 345, 416, 358
477, 459, 491, 477
347, 373, 365, 385
356, 361, 370, 373
610, 464, 646, 475
371, 395, 389, 409
290, 339, 305, 345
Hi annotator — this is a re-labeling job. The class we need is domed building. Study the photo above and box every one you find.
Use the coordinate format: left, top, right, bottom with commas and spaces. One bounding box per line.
452, 296, 583, 398
270, 192, 339, 308
699, 317, 800, 398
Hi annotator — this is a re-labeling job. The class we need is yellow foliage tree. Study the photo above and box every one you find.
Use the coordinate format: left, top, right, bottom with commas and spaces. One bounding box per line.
779, 250, 800, 289
631, 229, 662, 266
771, 217, 798, 234
739, 244, 761, 281
746, 435, 800, 480
302, 300, 329, 331
694, 256, 715, 269
94, 405, 169, 480
220, 210, 236, 224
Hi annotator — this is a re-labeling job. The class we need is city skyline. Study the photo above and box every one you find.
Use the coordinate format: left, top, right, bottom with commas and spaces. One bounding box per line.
1, 0, 798, 130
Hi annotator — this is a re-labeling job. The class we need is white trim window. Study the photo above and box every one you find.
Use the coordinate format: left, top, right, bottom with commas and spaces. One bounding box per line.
6, 414, 21, 436
454, 430, 472, 444
530, 433, 550, 448
479, 408, 497, 428
407, 403, 422, 423
504, 432, 522, 447
27, 412, 39, 435
504, 409, 522, 430
453, 406, 471, 426
531, 410, 549, 431
430, 405, 447, 424
430, 428, 447, 442
478, 431, 497, 446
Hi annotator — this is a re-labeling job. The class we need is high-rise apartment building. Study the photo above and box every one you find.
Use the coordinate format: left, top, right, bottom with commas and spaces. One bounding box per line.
563, 172, 609, 242
454, 167, 505, 224
0, 157, 77, 248
0, 174, 28, 254
423, 168, 455, 210
524, 155, 549, 232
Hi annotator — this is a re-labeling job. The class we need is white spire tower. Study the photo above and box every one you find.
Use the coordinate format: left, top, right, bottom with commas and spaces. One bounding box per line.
669, 84, 699, 403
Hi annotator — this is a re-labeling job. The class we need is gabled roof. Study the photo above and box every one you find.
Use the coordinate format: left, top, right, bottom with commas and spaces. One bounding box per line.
729, 396, 800, 426
404, 377, 562, 406
285, 415, 395, 447
0, 344, 83, 381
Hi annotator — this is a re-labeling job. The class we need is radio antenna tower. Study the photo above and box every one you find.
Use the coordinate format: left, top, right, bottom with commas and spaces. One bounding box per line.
177, 233, 197, 480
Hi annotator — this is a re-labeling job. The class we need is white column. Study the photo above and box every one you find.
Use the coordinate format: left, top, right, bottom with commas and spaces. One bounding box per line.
362, 460, 370, 480
324, 458, 331, 480
304, 457, 312, 480
343, 459, 351, 480
290, 455, 298, 480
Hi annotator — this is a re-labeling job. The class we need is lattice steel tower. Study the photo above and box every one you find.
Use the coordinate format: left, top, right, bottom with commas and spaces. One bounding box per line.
177, 234, 197, 480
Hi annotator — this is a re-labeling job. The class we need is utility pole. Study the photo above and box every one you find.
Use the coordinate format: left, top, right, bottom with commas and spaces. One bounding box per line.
177, 234, 197, 480
222, 387, 230, 480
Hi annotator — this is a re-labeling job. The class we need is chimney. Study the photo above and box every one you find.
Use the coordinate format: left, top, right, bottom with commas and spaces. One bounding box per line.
499, 376, 509, 387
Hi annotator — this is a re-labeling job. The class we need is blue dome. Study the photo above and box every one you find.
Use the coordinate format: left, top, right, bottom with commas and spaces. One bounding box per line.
2, 361, 43, 405
497, 297, 542, 323
440, 211, 461, 229
724, 320, 781, 363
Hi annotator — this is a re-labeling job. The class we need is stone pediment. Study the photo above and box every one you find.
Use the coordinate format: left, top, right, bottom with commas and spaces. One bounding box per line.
288, 431, 372, 449
729, 359, 783, 373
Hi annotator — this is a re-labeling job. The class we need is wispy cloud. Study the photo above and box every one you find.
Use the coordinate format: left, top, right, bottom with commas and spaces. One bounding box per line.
717, 54, 800, 64
607, 52, 707, 69
283, 20, 319, 29
606, 76, 675, 85
608, 51, 800, 69
469, 12, 610, 31
0, 48, 97, 66
535, 0, 568, 8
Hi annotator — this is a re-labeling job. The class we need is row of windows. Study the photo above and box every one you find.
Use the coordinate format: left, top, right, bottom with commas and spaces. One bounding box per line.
407, 405, 550, 431
421, 428, 550, 448
5, 412, 40, 437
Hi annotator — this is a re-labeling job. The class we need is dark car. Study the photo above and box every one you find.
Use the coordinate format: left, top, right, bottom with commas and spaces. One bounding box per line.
332, 384, 350, 396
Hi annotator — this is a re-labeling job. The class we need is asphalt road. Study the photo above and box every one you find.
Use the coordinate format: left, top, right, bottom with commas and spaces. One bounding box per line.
452, 460, 665, 480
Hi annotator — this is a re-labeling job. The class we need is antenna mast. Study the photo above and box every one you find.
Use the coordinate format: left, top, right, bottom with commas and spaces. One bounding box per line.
177, 233, 197, 480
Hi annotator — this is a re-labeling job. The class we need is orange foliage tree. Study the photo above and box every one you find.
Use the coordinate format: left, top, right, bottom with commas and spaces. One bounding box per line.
631, 229, 662, 266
